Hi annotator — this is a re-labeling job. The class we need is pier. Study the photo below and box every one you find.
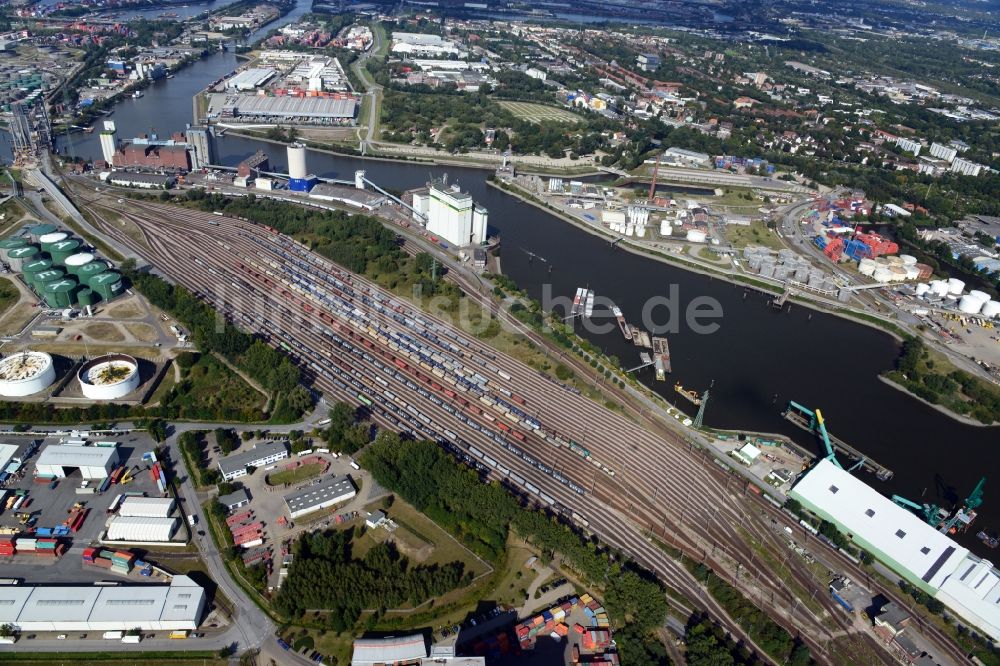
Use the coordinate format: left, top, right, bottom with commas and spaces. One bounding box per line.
783, 408, 894, 480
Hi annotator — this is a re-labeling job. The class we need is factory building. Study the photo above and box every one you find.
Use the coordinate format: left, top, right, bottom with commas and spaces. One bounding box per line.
118, 496, 176, 518
790, 459, 1000, 641
0, 575, 205, 632
351, 634, 485, 665
112, 143, 190, 171
284, 474, 356, 519
218, 441, 289, 481
35, 444, 119, 480
106, 515, 180, 542
106, 172, 176, 189
412, 179, 488, 247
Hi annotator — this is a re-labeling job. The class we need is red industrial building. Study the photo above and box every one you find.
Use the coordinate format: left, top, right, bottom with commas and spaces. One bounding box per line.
113, 143, 191, 171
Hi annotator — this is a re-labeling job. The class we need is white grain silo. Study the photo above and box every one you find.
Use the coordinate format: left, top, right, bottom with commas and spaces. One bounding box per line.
287, 143, 308, 180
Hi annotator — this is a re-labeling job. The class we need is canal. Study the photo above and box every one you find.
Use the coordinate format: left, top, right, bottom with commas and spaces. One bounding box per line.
48, 3, 1000, 554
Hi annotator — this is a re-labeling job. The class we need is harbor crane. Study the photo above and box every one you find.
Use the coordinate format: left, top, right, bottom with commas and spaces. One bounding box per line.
783, 401, 893, 479
893, 477, 986, 533
785, 401, 842, 468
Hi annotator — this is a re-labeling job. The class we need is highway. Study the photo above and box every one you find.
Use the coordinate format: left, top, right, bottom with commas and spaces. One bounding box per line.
78, 198, 904, 662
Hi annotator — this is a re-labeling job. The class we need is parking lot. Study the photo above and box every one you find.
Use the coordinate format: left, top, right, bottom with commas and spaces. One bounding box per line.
0, 430, 176, 581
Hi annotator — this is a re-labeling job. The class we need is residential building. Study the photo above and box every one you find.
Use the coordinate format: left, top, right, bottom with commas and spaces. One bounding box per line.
929, 142, 957, 163
895, 137, 922, 156
637, 53, 660, 72
951, 157, 983, 177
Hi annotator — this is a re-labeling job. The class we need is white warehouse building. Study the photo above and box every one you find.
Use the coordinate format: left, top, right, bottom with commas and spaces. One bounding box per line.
35, 445, 119, 480
106, 516, 180, 542
0, 575, 205, 632
218, 441, 289, 481
118, 496, 176, 518
284, 474, 356, 519
413, 179, 487, 247
790, 459, 1000, 642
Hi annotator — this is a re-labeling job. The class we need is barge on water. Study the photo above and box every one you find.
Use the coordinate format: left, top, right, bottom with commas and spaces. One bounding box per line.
613, 305, 632, 340
674, 382, 701, 405
652, 336, 671, 381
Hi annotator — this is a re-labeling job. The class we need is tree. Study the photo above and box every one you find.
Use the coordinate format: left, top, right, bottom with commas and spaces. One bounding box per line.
148, 419, 167, 443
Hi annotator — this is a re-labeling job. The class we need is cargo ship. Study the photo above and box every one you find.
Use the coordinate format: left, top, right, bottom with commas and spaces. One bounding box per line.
572, 288, 584, 315
612, 305, 632, 340
584, 289, 594, 318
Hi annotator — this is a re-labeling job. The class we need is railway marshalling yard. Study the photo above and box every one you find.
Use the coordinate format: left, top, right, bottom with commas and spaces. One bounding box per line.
83, 199, 967, 663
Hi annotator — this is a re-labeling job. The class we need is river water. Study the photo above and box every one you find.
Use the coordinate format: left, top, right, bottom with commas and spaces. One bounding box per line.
47, 2, 1000, 554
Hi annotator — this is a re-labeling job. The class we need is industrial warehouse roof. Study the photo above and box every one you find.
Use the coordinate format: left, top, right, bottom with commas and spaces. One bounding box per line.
217, 441, 288, 477
223, 94, 357, 119
791, 459, 1000, 641
119, 496, 176, 517
0, 576, 204, 629
35, 444, 117, 469
791, 459, 965, 588
107, 172, 175, 186
284, 474, 356, 515
351, 633, 427, 665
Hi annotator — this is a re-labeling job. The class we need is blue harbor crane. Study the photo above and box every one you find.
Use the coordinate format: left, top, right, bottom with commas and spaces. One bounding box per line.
783, 401, 892, 479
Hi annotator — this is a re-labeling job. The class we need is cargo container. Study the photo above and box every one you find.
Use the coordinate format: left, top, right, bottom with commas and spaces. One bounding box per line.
121, 634, 141, 644
103, 631, 124, 640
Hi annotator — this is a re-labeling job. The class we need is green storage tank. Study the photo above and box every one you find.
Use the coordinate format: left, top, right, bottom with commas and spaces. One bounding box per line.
22, 258, 52, 285
32, 268, 66, 289
28, 223, 57, 240
0, 237, 27, 259
89, 271, 124, 301
43, 278, 79, 308
76, 261, 107, 283
6, 245, 39, 271
76, 288, 96, 307
49, 239, 82, 265
39, 232, 69, 252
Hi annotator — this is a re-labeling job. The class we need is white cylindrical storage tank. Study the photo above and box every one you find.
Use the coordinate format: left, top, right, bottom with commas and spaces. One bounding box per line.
888, 266, 907, 282
948, 278, 966, 295
287, 143, 308, 180
915, 283, 930, 297
886, 255, 904, 267
959, 295, 986, 314
0, 351, 56, 396
969, 290, 991, 302
858, 258, 876, 276
872, 266, 893, 283
904, 265, 920, 280
64, 252, 95, 275
931, 280, 950, 297
38, 231, 68, 246
982, 301, 1000, 319
686, 229, 707, 243
106, 516, 178, 542
77, 353, 140, 400
899, 254, 917, 266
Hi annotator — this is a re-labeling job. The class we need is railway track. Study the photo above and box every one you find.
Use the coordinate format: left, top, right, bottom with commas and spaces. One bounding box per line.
84, 200, 916, 662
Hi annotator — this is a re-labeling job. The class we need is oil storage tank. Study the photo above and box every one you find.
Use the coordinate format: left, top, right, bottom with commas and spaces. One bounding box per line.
0, 351, 56, 397
48, 239, 81, 264
32, 267, 66, 290
77, 353, 140, 400
38, 232, 68, 253
982, 301, 1000, 319
28, 223, 57, 241
76, 288, 95, 307
959, 294, 987, 314
0, 237, 27, 260
76, 261, 107, 284
89, 271, 124, 301
43, 277, 79, 308
7, 245, 39, 271
64, 252, 94, 275
948, 278, 966, 295
22, 258, 51, 285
